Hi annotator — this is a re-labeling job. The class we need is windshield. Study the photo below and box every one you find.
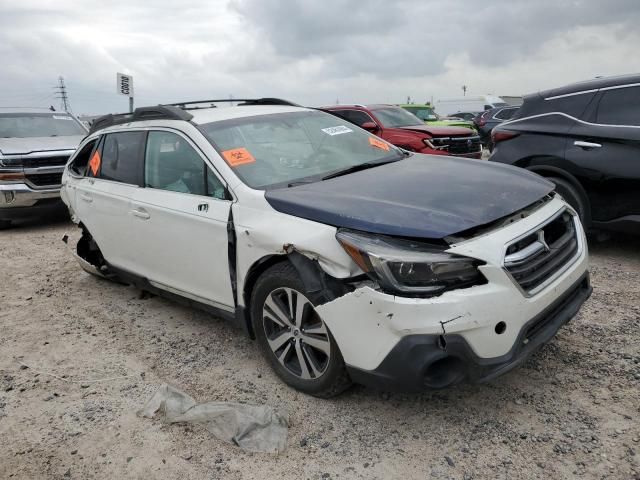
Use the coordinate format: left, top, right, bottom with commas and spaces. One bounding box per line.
372, 107, 423, 128
200, 110, 403, 189
403, 106, 439, 121
0, 113, 86, 138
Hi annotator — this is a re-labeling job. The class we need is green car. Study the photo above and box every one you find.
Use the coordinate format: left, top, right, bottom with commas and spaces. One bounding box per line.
399, 104, 477, 131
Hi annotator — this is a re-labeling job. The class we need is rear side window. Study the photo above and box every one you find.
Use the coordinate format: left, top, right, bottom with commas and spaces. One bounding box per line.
99, 132, 144, 185
331, 110, 374, 127
494, 108, 517, 120
70, 138, 99, 176
596, 86, 640, 126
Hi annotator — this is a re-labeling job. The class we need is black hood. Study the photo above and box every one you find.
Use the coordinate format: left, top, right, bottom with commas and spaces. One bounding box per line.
265, 155, 554, 239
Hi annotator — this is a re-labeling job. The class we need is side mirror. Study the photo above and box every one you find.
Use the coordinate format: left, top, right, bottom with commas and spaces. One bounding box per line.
361, 121, 378, 132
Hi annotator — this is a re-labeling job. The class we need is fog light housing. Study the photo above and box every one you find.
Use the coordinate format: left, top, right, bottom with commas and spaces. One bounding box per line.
3, 190, 15, 204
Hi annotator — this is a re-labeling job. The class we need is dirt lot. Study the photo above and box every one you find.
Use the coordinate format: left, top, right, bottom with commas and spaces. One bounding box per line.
1, 218, 638, 480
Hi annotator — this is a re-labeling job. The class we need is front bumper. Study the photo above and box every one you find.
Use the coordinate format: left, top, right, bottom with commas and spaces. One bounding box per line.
418, 147, 482, 159
0, 183, 63, 219
315, 195, 590, 389
347, 273, 591, 391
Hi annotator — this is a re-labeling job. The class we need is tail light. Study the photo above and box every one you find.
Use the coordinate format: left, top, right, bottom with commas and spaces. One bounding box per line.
492, 130, 519, 144
475, 111, 490, 127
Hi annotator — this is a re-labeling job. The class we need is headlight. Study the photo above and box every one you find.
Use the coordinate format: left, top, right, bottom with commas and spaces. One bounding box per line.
336, 229, 486, 297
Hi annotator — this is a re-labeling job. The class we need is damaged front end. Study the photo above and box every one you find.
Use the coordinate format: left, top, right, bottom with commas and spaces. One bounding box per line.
335, 229, 487, 298
342, 273, 591, 391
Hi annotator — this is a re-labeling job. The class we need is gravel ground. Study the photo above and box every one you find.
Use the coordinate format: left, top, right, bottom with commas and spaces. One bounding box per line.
0, 218, 638, 480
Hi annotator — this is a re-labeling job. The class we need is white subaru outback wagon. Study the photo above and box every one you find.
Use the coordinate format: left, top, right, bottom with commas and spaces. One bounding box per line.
61, 98, 591, 397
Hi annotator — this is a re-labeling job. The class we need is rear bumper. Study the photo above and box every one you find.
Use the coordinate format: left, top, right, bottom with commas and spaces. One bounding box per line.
347, 272, 591, 391
0, 183, 63, 219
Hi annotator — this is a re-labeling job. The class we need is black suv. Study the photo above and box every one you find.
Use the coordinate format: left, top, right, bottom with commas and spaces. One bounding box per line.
490, 74, 640, 235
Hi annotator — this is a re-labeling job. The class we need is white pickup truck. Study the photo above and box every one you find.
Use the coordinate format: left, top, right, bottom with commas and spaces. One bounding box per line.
0, 107, 87, 228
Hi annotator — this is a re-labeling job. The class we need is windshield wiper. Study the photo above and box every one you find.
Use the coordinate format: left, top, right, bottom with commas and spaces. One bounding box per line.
287, 180, 316, 187
321, 158, 400, 181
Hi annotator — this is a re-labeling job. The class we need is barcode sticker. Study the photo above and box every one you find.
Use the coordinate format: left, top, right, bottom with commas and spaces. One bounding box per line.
321, 126, 353, 136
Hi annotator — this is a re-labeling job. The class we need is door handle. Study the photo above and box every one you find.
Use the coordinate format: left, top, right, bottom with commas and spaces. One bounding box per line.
574, 140, 602, 149
131, 208, 150, 220
197, 203, 209, 212
80, 193, 93, 203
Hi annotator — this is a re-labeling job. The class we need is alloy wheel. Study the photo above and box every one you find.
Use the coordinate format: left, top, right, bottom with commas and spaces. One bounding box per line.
262, 287, 331, 380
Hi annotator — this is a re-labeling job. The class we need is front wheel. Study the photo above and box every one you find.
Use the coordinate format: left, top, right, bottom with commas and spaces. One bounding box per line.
548, 176, 589, 226
251, 262, 352, 398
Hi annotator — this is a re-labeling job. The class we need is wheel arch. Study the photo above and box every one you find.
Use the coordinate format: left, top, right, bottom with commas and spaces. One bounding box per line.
518, 161, 592, 226
239, 252, 350, 339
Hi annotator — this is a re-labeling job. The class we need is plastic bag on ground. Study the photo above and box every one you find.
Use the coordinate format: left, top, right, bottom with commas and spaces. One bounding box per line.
137, 383, 289, 453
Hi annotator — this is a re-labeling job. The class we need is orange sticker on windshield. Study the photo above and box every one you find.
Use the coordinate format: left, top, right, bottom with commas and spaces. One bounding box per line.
89, 150, 101, 175
368, 137, 390, 151
222, 148, 256, 167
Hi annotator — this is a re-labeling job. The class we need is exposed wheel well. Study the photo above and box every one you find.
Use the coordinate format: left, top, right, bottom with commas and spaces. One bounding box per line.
241, 255, 289, 338
240, 253, 351, 339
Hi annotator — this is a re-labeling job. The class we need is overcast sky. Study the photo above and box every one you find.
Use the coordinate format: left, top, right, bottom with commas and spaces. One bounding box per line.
1, 0, 639, 115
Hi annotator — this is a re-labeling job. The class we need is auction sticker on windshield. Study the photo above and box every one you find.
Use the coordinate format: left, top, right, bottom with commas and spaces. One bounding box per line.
321, 125, 353, 136
222, 147, 256, 167
369, 137, 390, 151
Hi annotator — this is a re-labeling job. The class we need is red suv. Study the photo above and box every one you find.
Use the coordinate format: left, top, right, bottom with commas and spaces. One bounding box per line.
321, 104, 482, 158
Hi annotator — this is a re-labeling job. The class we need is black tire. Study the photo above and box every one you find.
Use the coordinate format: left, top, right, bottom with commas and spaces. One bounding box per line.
548, 176, 589, 225
251, 262, 352, 398
0, 219, 11, 230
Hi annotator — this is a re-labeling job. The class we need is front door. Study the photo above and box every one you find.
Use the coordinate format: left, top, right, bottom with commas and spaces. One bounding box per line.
127, 129, 235, 310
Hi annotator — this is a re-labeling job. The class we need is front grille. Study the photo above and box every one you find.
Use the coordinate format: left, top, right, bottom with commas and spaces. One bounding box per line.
504, 210, 580, 295
430, 136, 481, 155
22, 155, 69, 168
26, 172, 63, 186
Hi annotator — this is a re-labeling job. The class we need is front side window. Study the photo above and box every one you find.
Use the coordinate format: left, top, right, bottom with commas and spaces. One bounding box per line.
200, 110, 403, 189
0, 113, 86, 138
596, 86, 640, 126
370, 107, 423, 128
99, 132, 144, 185
145, 131, 227, 199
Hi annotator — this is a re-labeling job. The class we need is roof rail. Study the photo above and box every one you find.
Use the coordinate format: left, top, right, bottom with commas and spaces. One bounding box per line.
166, 98, 300, 110
87, 98, 299, 134
88, 105, 194, 134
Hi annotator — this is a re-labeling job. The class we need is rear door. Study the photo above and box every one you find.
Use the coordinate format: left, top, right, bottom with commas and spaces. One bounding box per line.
127, 129, 235, 310
74, 131, 144, 269
565, 85, 640, 222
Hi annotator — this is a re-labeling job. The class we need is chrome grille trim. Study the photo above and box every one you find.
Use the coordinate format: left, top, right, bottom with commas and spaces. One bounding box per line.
502, 208, 583, 297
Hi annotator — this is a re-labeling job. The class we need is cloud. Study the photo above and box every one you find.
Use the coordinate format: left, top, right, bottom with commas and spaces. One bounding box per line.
0, 0, 638, 114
